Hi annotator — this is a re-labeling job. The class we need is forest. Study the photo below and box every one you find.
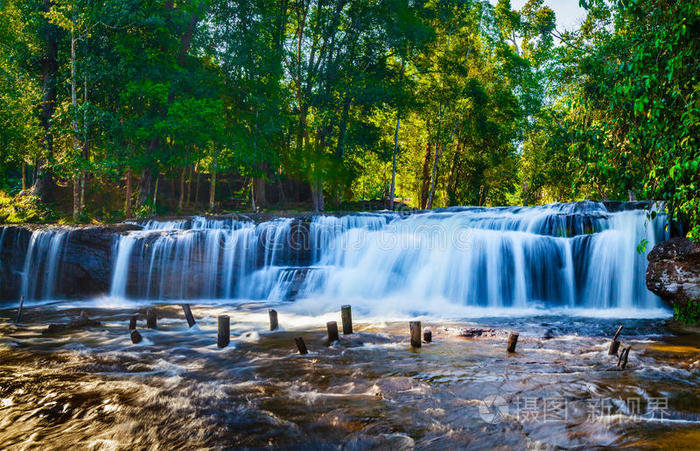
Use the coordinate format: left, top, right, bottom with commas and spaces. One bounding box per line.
0, 0, 697, 237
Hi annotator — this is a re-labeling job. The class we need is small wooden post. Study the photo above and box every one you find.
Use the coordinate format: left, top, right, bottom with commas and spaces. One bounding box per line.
617, 346, 631, 369
609, 324, 623, 355
182, 304, 196, 328
130, 329, 142, 344
269, 309, 279, 331
129, 315, 137, 330
327, 321, 339, 344
410, 321, 422, 348
423, 329, 432, 343
341, 305, 353, 335
507, 332, 519, 353
15, 296, 24, 324
612, 324, 623, 342
217, 315, 230, 348
146, 308, 157, 329
608, 340, 621, 355
295, 337, 308, 355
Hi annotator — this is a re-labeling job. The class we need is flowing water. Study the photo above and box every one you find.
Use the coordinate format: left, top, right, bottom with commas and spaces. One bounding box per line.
1, 202, 699, 449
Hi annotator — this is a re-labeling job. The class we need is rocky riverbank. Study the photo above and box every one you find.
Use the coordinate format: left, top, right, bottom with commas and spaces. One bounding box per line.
646, 237, 700, 320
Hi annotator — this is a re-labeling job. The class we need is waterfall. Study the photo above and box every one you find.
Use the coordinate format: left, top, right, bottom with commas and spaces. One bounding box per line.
12, 201, 663, 311
20, 229, 70, 300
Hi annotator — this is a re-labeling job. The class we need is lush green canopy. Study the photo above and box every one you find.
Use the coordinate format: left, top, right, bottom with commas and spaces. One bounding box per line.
0, 0, 697, 237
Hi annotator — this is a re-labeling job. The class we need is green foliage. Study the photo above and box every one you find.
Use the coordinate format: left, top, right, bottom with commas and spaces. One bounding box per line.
0, 192, 56, 224
674, 299, 700, 326
0, 0, 696, 225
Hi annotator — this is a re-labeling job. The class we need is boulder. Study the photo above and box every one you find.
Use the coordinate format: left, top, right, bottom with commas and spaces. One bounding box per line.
646, 237, 700, 310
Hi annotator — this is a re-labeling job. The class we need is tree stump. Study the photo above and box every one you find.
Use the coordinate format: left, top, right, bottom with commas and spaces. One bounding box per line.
423, 329, 432, 343
327, 321, 339, 344
129, 315, 137, 330
507, 332, 519, 353
269, 309, 279, 331
608, 340, 621, 355
612, 324, 623, 341
617, 346, 631, 369
410, 321, 422, 348
217, 315, 230, 348
15, 296, 24, 324
341, 305, 353, 335
182, 304, 196, 328
295, 337, 308, 355
146, 308, 157, 329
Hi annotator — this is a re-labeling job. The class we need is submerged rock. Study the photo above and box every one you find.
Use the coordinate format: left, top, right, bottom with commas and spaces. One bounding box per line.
43, 311, 102, 334
646, 237, 700, 310
457, 327, 497, 338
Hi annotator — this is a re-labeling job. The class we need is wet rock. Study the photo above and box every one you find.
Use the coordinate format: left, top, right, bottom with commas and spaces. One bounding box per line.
646, 237, 700, 310
0, 226, 32, 301
458, 327, 497, 338
43, 311, 102, 335
343, 433, 415, 451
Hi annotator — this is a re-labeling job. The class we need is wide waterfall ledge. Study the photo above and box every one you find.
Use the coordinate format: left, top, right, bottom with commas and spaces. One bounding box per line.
1, 201, 669, 316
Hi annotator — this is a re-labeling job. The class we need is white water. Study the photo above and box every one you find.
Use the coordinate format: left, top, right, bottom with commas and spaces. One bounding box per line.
105, 202, 667, 311
19, 229, 70, 300
13, 202, 668, 314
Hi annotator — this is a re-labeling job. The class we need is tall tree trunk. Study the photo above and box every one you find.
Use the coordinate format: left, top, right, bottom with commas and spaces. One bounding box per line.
124, 169, 133, 218
33, 0, 59, 201
186, 164, 193, 206
389, 59, 404, 211
311, 180, 324, 212
254, 175, 267, 208
22, 162, 27, 191
426, 141, 441, 209
194, 162, 201, 206
420, 141, 432, 209
71, 20, 80, 221
209, 157, 217, 212
152, 172, 159, 208
178, 166, 186, 210
389, 109, 401, 210
80, 70, 89, 214
138, 169, 153, 207
250, 179, 256, 211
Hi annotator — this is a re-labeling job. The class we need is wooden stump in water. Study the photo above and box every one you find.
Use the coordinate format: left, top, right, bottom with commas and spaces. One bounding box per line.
130, 329, 142, 344
341, 305, 353, 335
129, 315, 137, 330
326, 321, 339, 344
410, 321, 422, 348
146, 309, 157, 329
182, 304, 196, 328
14, 296, 25, 325
269, 309, 278, 331
617, 346, 631, 369
507, 332, 519, 353
217, 315, 230, 348
612, 324, 623, 341
423, 329, 432, 343
608, 340, 621, 355
295, 337, 308, 355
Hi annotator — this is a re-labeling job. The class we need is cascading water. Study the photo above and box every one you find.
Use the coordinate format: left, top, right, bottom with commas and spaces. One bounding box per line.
19, 229, 70, 300
103, 201, 666, 312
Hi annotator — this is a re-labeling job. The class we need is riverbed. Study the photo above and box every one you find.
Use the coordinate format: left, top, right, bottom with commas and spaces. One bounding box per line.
1, 301, 698, 449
